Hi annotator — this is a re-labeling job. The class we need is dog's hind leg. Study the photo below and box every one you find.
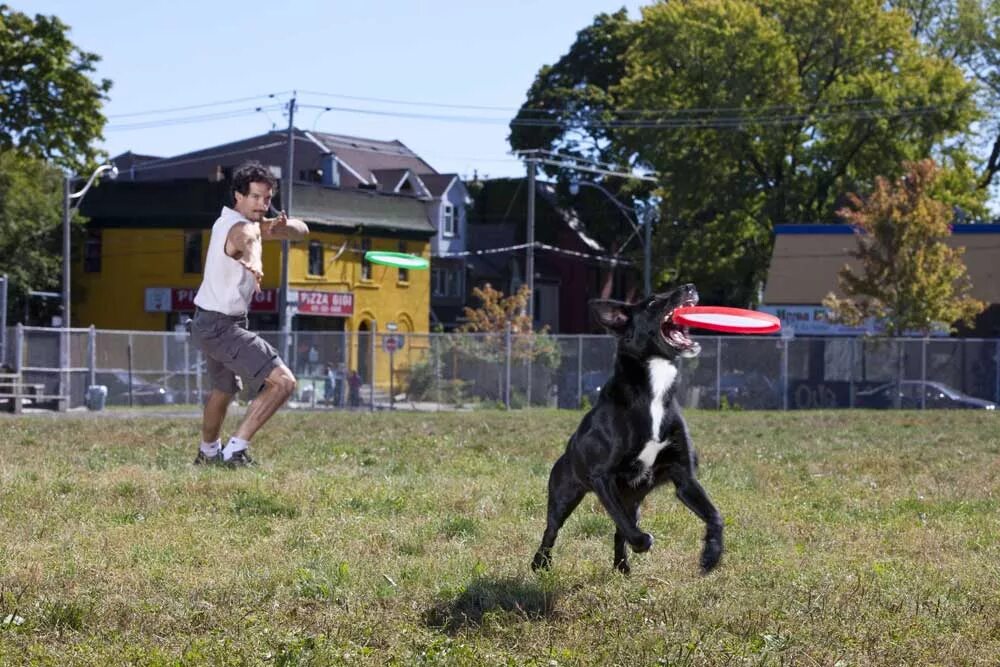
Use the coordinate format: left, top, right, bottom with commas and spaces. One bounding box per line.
669, 465, 724, 572
532, 455, 587, 571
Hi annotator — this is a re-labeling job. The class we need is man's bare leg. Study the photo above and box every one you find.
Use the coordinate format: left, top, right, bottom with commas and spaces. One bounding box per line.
202, 389, 234, 443
232, 364, 297, 442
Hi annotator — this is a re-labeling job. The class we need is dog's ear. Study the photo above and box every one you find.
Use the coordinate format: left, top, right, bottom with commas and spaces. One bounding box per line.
590, 299, 631, 332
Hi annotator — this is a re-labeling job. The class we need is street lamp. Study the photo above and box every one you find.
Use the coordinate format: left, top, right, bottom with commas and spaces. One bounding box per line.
569, 178, 656, 298
62, 162, 117, 404
64, 163, 117, 328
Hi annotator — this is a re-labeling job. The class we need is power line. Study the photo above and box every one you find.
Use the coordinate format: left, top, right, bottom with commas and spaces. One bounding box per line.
106, 104, 285, 132
107, 92, 291, 119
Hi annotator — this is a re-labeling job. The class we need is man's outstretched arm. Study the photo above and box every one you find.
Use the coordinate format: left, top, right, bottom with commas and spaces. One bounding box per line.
261, 211, 309, 241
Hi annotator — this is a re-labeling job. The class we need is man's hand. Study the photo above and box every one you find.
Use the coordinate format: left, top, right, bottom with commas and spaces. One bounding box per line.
261, 210, 309, 240
239, 257, 263, 292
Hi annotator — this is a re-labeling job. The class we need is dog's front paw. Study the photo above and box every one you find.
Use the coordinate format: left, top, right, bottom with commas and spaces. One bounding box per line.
531, 551, 552, 571
630, 532, 654, 553
700, 537, 722, 573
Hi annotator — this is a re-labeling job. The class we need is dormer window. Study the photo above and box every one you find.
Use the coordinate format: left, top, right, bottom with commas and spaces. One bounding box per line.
443, 203, 456, 237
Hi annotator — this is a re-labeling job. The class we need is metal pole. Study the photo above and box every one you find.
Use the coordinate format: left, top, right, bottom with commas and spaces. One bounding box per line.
577, 335, 583, 408
88, 325, 96, 387
921, 338, 928, 410
781, 338, 789, 411
0, 274, 6, 366
62, 176, 71, 330
279, 93, 296, 364
505, 322, 512, 409
369, 321, 376, 411
526, 159, 536, 323
127, 334, 134, 408
61, 175, 71, 405
715, 337, 722, 408
644, 207, 653, 297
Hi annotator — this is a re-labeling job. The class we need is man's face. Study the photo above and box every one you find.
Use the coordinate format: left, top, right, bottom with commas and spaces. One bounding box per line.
233, 181, 272, 222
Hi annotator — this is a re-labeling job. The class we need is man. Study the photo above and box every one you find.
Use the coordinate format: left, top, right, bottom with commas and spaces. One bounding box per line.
190, 161, 309, 466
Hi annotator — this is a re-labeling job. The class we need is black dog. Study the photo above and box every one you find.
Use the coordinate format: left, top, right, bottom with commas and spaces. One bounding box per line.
531, 284, 723, 574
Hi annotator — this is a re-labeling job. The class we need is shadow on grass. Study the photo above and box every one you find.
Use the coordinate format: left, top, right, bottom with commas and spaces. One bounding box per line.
424, 576, 561, 633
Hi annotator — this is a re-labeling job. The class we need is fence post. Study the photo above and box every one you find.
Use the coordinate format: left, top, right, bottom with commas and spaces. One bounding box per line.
577, 335, 583, 409
14, 323, 23, 373
995, 340, 1000, 405
920, 337, 928, 410
196, 348, 203, 405
369, 322, 376, 411
849, 338, 856, 408
504, 322, 512, 410
88, 325, 96, 387
184, 335, 190, 404
715, 337, 722, 409
127, 333, 134, 408
781, 337, 789, 411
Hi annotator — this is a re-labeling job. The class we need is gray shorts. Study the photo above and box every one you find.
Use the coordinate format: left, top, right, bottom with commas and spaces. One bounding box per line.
190, 308, 281, 395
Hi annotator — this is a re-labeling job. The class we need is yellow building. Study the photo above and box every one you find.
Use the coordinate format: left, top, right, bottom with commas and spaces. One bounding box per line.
76, 177, 434, 388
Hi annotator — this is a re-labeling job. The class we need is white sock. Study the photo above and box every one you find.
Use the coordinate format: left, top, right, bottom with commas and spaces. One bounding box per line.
200, 440, 221, 456
222, 436, 250, 460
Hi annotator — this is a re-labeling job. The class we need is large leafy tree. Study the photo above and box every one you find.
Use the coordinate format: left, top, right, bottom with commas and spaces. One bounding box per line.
892, 0, 1000, 206
615, 0, 978, 305
823, 159, 984, 335
512, 0, 981, 306
0, 6, 110, 320
0, 5, 111, 171
0, 151, 65, 319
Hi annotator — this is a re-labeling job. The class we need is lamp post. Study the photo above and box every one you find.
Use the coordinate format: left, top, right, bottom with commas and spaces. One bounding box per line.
569, 178, 656, 298
62, 163, 117, 403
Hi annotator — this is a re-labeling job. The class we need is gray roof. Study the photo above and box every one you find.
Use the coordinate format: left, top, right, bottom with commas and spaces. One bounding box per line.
309, 132, 437, 182
419, 173, 457, 197
292, 183, 435, 236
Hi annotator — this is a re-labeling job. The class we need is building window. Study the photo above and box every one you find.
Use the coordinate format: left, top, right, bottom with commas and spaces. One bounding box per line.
361, 238, 372, 281
442, 203, 456, 237
84, 229, 102, 273
308, 240, 324, 276
182, 230, 202, 274
397, 241, 409, 283
445, 268, 462, 297
432, 268, 444, 296
432, 268, 462, 297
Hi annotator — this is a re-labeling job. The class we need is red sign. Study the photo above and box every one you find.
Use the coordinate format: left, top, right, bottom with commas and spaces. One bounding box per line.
296, 290, 354, 316
169, 288, 278, 313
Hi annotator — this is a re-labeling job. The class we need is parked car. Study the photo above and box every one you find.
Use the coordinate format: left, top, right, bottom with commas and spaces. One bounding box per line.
93, 372, 177, 406
855, 380, 997, 410
719, 371, 779, 409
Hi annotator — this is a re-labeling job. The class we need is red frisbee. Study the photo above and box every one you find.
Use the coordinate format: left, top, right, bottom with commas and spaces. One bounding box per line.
672, 306, 781, 334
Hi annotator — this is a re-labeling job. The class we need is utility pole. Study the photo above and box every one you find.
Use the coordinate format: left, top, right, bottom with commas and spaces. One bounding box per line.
279, 93, 296, 361
526, 158, 536, 323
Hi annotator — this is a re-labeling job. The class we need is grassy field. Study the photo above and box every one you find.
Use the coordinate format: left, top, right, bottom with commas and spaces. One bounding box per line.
1, 409, 999, 666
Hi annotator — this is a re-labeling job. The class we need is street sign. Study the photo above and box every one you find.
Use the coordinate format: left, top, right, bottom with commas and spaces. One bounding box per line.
382, 334, 405, 352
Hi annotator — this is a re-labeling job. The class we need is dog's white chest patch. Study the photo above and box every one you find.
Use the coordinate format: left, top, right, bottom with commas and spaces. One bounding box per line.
636, 358, 678, 470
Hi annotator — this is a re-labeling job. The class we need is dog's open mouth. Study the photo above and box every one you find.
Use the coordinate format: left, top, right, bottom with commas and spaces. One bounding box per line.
662, 297, 699, 354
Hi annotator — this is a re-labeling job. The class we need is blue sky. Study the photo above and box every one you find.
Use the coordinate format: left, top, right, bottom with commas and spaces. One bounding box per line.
17, 1, 645, 180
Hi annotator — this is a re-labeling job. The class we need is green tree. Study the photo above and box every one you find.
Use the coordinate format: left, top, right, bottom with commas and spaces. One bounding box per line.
0, 151, 67, 319
513, 0, 981, 305
615, 0, 978, 305
0, 5, 111, 171
892, 0, 1000, 208
823, 159, 984, 335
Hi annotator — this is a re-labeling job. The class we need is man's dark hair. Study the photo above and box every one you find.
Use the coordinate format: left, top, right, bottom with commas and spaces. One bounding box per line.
232, 160, 277, 197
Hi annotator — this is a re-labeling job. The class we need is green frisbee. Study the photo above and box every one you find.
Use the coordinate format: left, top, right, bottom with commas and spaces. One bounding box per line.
364, 251, 429, 269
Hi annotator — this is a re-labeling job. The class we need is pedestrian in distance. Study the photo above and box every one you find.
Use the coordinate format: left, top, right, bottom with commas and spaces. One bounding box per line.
189, 160, 309, 467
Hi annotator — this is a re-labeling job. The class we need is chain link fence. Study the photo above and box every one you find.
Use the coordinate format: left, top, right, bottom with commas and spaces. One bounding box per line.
3, 325, 999, 411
